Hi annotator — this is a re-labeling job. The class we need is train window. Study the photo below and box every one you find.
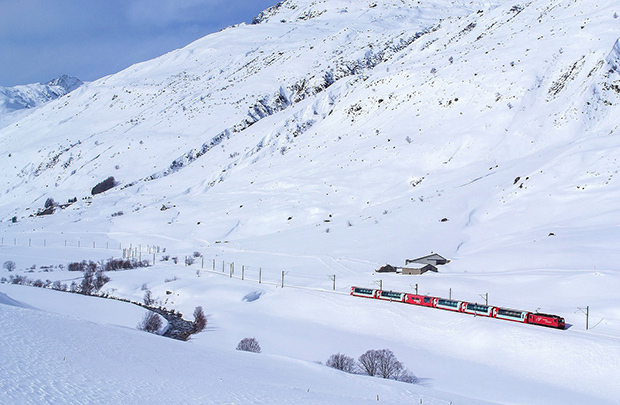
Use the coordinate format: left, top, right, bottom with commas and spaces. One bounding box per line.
354, 288, 373, 294
468, 304, 488, 312
437, 299, 458, 308
381, 291, 402, 299
423, 297, 431, 303
498, 308, 524, 318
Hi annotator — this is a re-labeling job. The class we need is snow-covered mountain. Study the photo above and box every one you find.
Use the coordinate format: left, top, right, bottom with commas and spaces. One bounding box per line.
2, 0, 619, 268
0, 74, 83, 115
1, 0, 620, 403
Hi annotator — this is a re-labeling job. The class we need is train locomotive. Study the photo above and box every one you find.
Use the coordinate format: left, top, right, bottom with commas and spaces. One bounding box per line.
350, 286, 565, 329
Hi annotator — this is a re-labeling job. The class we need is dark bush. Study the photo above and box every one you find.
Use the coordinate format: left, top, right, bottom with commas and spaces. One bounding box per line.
193, 306, 207, 332
44, 198, 56, 208
236, 337, 261, 353
91, 176, 118, 195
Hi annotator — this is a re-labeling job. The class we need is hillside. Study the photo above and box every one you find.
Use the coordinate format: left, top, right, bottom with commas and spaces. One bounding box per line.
1, 0, 619, 403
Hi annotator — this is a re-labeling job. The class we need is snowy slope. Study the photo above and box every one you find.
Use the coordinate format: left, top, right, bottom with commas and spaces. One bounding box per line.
1, 0, 620, 403
0, 285, 491, 405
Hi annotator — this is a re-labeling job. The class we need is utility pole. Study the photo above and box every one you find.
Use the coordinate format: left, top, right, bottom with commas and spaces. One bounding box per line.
242, 265, 245, 281
328, 275, 336, 290
479, 293, 488, 305
449, 288, 452, 300
373, 280, 383, 290
281, 271, 288, 288
577, 306, 590, 330
259, 267, 262, 284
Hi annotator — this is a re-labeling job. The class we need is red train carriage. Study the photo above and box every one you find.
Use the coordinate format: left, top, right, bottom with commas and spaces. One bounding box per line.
376, 290, 406, 303
462, 303, 495, 317
527, 312, 566, 329
350, 286, 378, 299
494, 307, 528, 323
404, 294, 435, 307
433, 298, 465, 312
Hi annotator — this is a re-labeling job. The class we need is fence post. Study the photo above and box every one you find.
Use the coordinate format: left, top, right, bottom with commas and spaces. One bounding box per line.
259, 267, 262, 284
242, 265, 245, 281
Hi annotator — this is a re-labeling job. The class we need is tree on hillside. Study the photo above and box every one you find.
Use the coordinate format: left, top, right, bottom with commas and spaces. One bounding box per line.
358, 349, 380, 376
3, 260, 16, 272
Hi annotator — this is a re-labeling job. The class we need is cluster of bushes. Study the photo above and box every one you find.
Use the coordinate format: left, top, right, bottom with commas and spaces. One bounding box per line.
67, 258, 149, 272
0, 267, 109, 296
326, 349, 418, 384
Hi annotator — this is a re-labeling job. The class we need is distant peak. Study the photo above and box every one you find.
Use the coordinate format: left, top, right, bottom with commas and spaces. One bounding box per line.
46, 75, 83, 93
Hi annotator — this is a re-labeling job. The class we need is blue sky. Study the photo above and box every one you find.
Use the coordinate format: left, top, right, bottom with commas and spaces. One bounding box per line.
0, 0, 279, 86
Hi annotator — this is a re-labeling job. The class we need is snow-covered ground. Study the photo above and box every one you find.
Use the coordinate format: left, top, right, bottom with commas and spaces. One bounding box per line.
1, 0, 620, 403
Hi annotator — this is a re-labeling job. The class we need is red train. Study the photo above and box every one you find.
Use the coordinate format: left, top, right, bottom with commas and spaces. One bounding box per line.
350, 286, 565, 329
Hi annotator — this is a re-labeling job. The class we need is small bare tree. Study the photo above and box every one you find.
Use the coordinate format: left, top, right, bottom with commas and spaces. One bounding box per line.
3, 260, 16, 272
143, 289, 155, 306
358, 349, 380, 376
236, 337, 261, 353
193, 306, 207, 332
326, 353, 355, 373
137, 312, 162, 334
375, 349, 403, 379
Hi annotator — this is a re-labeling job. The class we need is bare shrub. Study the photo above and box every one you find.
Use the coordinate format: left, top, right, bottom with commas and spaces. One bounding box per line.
193, 306, 207, 332
396, 369, 419, 384
192, 251, 201, 258
3, 260, 16, 272
137, 312, 162, 334
236, 337, 261, 353
143, 289, 155, 306
185, 256, 195, 266
326, 353, 355, 373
